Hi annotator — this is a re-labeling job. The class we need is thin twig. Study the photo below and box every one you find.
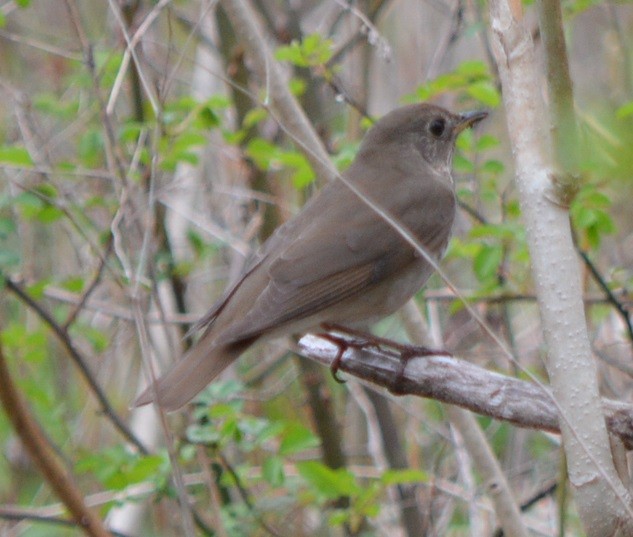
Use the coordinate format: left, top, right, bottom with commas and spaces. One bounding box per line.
575, 241, 633, 346
63, 236, 114, 330
3, 276, 148, 455
218, 451, 285, 537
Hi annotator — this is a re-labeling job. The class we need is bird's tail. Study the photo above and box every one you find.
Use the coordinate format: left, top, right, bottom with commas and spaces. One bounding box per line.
133, 333, 252, 411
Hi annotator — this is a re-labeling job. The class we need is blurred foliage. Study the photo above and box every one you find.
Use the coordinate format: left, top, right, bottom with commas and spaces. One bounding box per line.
0, 0, 630, 535
276, 33, 335, 68
405, 60, 501, 108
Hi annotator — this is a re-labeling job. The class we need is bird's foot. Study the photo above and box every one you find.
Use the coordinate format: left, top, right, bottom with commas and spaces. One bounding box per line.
316, 330, 378, 383
319, 323, 451, 391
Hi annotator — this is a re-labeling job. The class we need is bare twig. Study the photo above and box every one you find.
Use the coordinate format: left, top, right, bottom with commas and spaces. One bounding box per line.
492, 480, 558, 537
217, 451, 284, 537
62, 236, 114, 330
403, 300, 529, 536
3, 276, 148, 455
327, 0, 393, 67
574, 239, 633, 346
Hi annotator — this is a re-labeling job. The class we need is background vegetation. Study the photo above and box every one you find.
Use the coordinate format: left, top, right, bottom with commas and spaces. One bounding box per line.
0, 0, 632, 535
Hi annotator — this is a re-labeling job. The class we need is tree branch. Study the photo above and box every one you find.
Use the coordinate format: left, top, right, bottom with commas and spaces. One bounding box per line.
488, 0, 633, 533
298, 334, 633, 450
0, 340, 113, 537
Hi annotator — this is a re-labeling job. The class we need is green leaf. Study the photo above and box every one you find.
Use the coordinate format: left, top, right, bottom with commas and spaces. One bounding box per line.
275, 33, 333, 67
15, 192, 63, 223
77, 448, 167, 491
297, 461, 361, 499
279, 423, 320, 455
506, 199, 522, 218
616, 101, 633, 119
381, 468, 428, 485
453, 152, 474, 173
475, 134, 501, 151
467, 80, 500, 107
288, 77, 307, 97
78, 129, 104, 168
481, 159, 505, 174
243, 107, 268, 129
246, 138, 278, 169
473, 243, 503, 282
198, 106, 220, 129
209, 402, 241, 419
186, 422, 222, 444
61, 276, 85, 293
36, 205, 64, 223
328, 510, 349, 527
196, 379, 245, 405
34, 183, 58, 199
0, 145, 33, 167
34, 94, 80, 120
470, 223, 516, 240
293, 167, 315, 188
160, 129, 208, 171
76, 325, 110, 353
206, 95, 231, 109
455, 129, 474, 151
251, 420, 285, 447
1, 324, 48, 365
333, 142, 359, 171
457, 60, 488, 78
263, 456, 285, 487
579, 189, 611, 208
173, 132, 207, 151
119, 122, 145, 144
26, 278, 50, 299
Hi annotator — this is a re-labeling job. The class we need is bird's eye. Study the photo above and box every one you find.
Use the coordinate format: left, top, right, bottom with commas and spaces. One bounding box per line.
429, 117, 446, 137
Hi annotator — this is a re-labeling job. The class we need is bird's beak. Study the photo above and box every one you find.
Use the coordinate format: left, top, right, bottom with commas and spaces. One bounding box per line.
454, 110, 489, 134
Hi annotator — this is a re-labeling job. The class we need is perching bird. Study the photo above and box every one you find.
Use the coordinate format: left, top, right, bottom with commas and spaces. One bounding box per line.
135, 103, 487, 410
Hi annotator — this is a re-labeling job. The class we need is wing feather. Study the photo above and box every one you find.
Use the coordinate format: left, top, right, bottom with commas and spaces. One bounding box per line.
214, 175, 454, 344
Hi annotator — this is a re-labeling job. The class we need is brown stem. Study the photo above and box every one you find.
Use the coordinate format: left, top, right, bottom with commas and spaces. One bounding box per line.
0, 340, 112, 537
363, 388, 427, 536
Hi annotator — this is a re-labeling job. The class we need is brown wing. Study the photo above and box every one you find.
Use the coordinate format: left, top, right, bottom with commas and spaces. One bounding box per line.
213, 171, 455, 345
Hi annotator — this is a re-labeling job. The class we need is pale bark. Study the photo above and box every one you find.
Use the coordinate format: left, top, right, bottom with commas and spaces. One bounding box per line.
298, 334, 633, 449
487, 0, 633, 533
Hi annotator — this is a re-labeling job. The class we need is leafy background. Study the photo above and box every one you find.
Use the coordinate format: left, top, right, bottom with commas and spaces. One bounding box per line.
0, 0, 632, 535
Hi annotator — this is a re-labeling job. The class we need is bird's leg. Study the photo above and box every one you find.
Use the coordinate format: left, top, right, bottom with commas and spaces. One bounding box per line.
315, 328, 374, 383
318, 323, 385, 382
320, 323, 451, 391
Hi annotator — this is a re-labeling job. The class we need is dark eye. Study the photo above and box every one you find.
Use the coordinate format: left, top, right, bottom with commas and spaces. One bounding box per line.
429, 117, 446, 137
